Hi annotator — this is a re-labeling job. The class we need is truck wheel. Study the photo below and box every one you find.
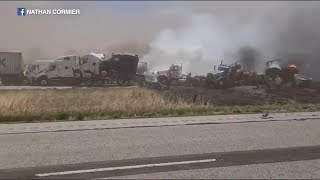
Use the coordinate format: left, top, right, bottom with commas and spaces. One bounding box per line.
74, 70, 83, 78
117, 79, 128, 86
127, 80, 136, 86
138, 81, 145, 87
23, 79, 30, 85
1, 78, 9, 86
158, 76, 169, 86
191, 79, 200, 87
39, 78, 48, 86
100, 70, 108, 77
218, 81, 225, 88
85, 79, 93, 87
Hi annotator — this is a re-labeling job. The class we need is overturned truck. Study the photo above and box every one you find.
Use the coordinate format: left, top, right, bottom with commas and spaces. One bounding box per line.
265, 59, 312, 89
206, 61, 243, 88
206, 60, 265, 89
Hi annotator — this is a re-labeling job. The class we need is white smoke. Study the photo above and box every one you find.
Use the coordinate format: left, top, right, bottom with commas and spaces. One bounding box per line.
141, 2, 320, 77
141, 12, 267, 75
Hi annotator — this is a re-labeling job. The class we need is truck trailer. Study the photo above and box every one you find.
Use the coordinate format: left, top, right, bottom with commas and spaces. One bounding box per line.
0, 52, 25, 85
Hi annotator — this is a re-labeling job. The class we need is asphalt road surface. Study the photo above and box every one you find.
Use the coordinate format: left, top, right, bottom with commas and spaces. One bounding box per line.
0, 112, 320, 179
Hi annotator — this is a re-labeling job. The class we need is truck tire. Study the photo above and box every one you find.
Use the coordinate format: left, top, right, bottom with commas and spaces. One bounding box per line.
74, 70, 83, 79
117, 79, 128, 86
39, 77, 48, 86
85, 79, 94, 87
191, 79, 200, 87
157, 76, 169, 86
23, 78, 30, 85
100, 70, 108, 77
1, 77, 9, 86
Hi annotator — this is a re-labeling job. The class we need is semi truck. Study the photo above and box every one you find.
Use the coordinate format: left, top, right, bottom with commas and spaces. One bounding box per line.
155, 64, 208, 87
37, 52, 104, 86
24, 60, 55, 85
28, 55, 83, 86
28, 52, 139, 86
206, 61, 242, 88
156, 64, 185, 86
0, 51, 139, 86
98, 53, 139, 86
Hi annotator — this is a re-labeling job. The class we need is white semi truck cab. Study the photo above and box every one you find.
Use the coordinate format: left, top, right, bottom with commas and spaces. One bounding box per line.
31, 53, 105, 85
156, 64, 183, 85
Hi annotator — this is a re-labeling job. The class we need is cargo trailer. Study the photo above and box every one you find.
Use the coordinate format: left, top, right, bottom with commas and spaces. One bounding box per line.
0, 52, 26, 85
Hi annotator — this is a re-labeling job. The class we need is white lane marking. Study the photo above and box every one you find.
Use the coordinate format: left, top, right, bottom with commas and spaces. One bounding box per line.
35, 158, 217, 177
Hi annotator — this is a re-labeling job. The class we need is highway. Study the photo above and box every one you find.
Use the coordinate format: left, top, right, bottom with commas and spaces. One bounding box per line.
0, 112, 320, 179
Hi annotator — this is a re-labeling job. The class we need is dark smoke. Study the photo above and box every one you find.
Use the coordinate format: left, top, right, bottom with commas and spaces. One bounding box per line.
107, 42, 150, 58
261, 2, 320, 80
142, 2, 320, 79
238, 46, 260, 72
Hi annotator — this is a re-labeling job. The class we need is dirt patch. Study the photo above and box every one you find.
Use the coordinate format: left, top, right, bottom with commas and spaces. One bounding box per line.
164, 84, 320, 106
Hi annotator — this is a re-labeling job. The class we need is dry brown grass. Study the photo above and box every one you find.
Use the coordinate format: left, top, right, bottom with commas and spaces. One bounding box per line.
0, 88, 199, 122
0, 88, 319, 123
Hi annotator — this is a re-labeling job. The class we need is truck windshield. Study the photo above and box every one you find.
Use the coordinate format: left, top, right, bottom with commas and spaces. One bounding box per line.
48, 64, 56, 71
171, 66, 179, 71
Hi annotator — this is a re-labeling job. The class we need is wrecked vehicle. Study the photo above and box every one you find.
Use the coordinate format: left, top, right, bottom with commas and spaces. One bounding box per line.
155, 64, 200, 86
99, 53, 139, 86
28, 57, 83, 86
136, 61, 149, 85
265, 59, 312, 89
156, 64, 184, 86
27, 53, 106, 86
137, 72, 169, 90
24, 60, 56, 85
137, 62, 148, 75
241, 72, 265, 86
23, 53, 102, 86
294, 74, 312, 88
25, 52, 139, 86
206, 61, 242, 88
189, 74, 207, 87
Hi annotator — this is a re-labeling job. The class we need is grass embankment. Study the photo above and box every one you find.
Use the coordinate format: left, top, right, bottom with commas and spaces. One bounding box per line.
0, 88, 319, 123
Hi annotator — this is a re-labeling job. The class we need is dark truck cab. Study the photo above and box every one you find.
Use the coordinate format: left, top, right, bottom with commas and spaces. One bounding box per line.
99, 53, 139, 86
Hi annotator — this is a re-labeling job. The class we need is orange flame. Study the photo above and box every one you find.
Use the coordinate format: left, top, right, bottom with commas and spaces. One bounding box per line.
288, 64, 297, 68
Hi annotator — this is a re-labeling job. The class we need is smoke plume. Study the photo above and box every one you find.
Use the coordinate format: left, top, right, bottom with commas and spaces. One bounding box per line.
238, 46, 260, 72
141, 2, 320, 79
